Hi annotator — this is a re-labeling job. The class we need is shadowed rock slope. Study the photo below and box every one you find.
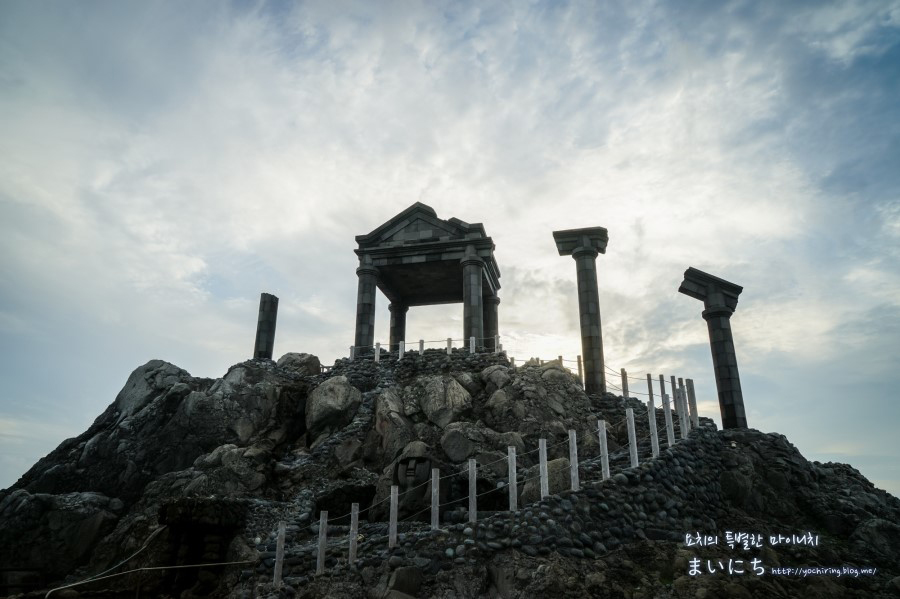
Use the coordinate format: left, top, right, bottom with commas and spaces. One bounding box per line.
1, 350, 898, 598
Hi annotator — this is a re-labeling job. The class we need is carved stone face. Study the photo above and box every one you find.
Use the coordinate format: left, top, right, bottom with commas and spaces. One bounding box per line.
393, 456, 431, 489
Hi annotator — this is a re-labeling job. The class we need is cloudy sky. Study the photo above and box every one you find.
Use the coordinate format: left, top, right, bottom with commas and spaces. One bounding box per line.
1, 1, 898, 497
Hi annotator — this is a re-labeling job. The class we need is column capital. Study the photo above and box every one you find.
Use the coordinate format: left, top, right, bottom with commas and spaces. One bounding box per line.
553, 227, 608, 256
460, 255, 483, 268
356, 264, 379, 278
678, 267, 742, 311
702, 305, 735, 321
388, 303, 409, 314
571, 245, 599, 260
484, 295, 501, 306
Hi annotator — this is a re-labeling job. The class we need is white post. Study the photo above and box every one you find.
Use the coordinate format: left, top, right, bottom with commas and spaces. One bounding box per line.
398, 340, 405, 360
511, 357, 515, 367
678, 379, 691, 432
316, 512, 327, 575
349, 503, 359, 565
469, 336, 476, 355
620, 368, 629, 399
389, 486, 398, 548
468, 458, 477, 523
419, 339, 424, 354
446, 337, 452, 355
677, 389, 689, 439
539, 439, 549, 499
349, 346, 355, 361
273, 521, 285, 588
558, 355, 563, 367
626, 408, 639, 468
374, 342, 381, 363
568, 429, 579, 491
598, 420, 610, 481
431, 468, 439, 530
646, 373, 654, 404
507, 446, 517, 512
648, 397, 660, 458
686, 379, 699, 428
670, 375, 679, 425
663, 392, 675, 447
577, 355, 583, 387
495, 335, 500, 353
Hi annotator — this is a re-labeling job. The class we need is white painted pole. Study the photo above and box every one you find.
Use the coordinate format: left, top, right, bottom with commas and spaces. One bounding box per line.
273, 521, 285, 588
539, 439, 549, 499
446, 337, 452, 355
374, 342, 381, 363
419, 339, 424, 354
686, 379, 699, 428
598, 420, 610, 481
626, 408, 639, 468
620, 368, 629, 399
399, 340, 405, 360
577, 356, 583, 387
670, 375, 678, 416
558, 355, 563, 367
349, 503, 359, 565
646, 373, 654, 404
495, 335, 500, 353
663, 392, 675, 447
507, 446, 517, 511
677, 389, 689, 439
678, 379, 691, 432
648, 397, 660, 458
511, 357, 515, 367
470, 336, 476, 355
316, 512, 327, 575
389, 486, 398, 548
431, 468, 439, 530
568, 429, 579, 491
349, 346, 355, 361
468, 458, 477, 523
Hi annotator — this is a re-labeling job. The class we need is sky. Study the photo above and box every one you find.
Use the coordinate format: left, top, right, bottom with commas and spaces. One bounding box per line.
1, 0, 898, 498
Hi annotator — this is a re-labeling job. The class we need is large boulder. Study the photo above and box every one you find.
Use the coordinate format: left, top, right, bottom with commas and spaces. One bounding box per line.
276, 352, 321, 376
374, 388, 415, 460
419, 376, 472, 428
306, 376, 362, 439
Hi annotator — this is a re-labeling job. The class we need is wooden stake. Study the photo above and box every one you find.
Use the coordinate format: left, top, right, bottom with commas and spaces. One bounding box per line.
539, 439, 549, 499
316, 512, 327, 575
626, 408, 639, 468
598, 420, 610, 481
273, 521, 285, 587
507, 446, 517, 511
568, 429, 580, 491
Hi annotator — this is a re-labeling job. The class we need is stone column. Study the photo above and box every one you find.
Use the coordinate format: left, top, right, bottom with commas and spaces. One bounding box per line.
253, 292, 278, 360
678, 267, 747, 429
388, 303, 408, 352
353, 256, 379, 355
461, 246, 484, 348
553, 228, 609, 395
483, 295, 500, 351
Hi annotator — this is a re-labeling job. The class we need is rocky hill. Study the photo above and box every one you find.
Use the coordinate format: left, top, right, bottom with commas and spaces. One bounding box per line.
1, 350, 899, 598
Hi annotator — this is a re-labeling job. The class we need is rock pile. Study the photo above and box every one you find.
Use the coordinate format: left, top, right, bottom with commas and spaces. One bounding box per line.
1, 350, 898, 598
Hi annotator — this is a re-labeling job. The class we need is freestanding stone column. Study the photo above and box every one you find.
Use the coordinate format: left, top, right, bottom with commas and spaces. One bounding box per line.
461, 246, 484, 349
553, 228, 608, 395
253, 292, 279, 360
483, 295, 500, 351
388, 303, 408, 352
354, 256, 379, 355
678, 267, 747, 429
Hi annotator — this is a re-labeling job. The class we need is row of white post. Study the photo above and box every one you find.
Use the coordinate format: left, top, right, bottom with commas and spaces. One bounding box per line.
350, 336, 503, 361
297, 404, 699, 580
275, 376, 698, 584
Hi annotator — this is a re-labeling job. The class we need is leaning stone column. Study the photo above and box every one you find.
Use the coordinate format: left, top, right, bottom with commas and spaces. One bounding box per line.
483, 295, 500, 351
678, 267, 747, 429
253, 292, 279, 360
461, 246, 484, 349
553, 228, 608, 395
353, 256, 379, 355
389, 303, 408, 352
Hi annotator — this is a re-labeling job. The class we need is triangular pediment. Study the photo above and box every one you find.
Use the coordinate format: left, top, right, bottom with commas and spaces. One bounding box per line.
356, 202, 482, 247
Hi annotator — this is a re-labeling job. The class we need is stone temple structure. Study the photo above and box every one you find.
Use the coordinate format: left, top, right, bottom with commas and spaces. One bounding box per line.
353, 203, 501, 354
